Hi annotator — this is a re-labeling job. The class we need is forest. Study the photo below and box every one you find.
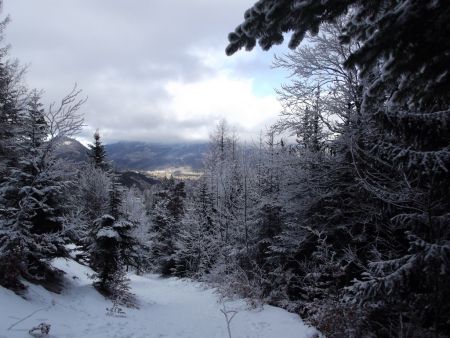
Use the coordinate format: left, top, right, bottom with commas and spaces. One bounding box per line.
1, 1, 449, 337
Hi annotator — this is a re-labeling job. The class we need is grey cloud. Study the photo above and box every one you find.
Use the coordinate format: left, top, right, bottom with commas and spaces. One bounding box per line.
3, 0, 287, 143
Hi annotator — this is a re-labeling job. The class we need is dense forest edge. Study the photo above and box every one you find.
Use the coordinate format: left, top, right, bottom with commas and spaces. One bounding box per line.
1, 1, 449, 337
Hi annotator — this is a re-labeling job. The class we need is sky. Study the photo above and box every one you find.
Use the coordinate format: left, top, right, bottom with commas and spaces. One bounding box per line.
3, 0, 291, 144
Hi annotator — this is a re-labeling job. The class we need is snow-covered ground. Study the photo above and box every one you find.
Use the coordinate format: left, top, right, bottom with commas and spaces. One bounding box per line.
0, 258, 317, 338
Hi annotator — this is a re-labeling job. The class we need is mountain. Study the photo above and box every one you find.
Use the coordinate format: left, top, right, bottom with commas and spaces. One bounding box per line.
54, 137, 89, 163
54, 138, 208, 171
55, 138, 207, 171
105, 141, 208, 171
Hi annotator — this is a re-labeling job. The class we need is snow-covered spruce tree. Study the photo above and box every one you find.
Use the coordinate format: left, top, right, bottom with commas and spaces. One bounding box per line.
89, 212, 135, 309
223, 132, 245, 249
0, 60, 26, 181
0, 15, 29, 190
89, 177, 136, 297
252, 131, 286, 262
269, 22, 380, 334
75, 130, 111, 242
85, 132, 140, 298
242, 131, 288, 299
89, 214, 121, 292
346, 65, 450, 336
149, 176, 186, 275
211, 130, 291, 304
171, 122, 248, 282
18, 91, 67, 234
203, 121, 248, 267
1, 87, 84, 292
105, 260, 133, 316
228, 1, 450, 335
0, 43, 24, 184
65, 164, 112, 246
172, 176, 219, 277
120, 186, 151, 274
203, 119, 232, 244
88, 129, 109, 171
110, 173, 141, 272
0, 48, 28, 290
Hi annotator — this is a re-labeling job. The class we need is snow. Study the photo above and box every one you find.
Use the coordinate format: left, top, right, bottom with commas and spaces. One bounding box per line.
96, 227, 120, 240
0, 258, 317, 338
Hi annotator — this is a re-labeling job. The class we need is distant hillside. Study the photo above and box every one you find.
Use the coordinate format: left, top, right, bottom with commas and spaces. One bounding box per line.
118, 171, 159, 190
54, 138, 161, 190
55, 138, 207, 172
105, 141, 208, 171
54, 137, 89, 163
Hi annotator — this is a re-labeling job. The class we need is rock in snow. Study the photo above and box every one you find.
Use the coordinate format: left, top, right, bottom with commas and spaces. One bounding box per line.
0, 258, 317, 338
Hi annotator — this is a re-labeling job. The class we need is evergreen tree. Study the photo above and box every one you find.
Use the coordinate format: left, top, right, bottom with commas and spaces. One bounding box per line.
226, 0, 450, 104
90, 214, 125, 293
0, 91, 69, 291
88, 179, 137, 295
173, 177, 218, 277
0, 17, 25, 182
228, 1, 450, 335
252, 132, 285, 267
149, 176, 186, 275
70, 129, 113, 231
87, 130, 108, 171
0, 7, 85, 294
120, 186, 151, 274
67, 165, 112, 245
110, 175, 141, 271
86, 140, 139, 297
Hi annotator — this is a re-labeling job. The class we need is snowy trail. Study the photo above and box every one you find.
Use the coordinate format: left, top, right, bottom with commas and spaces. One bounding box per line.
0, 259, 316, 338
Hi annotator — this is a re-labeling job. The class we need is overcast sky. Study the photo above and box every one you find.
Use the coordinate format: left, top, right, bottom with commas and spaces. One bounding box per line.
3, 0, 290, 144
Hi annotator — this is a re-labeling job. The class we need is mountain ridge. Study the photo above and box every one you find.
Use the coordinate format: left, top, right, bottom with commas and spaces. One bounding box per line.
104, 141, 208, 171
55, 137, 208, 171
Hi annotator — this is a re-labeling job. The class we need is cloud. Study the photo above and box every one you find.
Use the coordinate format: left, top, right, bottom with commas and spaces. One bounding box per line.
165, 72, 281, 140
3, 0, 289, 144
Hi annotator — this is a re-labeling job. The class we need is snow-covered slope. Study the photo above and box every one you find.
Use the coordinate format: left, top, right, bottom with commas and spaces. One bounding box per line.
0, 258, 317, 338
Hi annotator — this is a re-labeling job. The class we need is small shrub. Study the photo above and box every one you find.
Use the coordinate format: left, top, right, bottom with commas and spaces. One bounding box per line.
28, 322, 51, 337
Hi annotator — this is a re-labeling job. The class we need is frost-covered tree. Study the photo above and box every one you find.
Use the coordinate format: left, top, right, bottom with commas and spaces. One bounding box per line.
88, 175, 137, 294
226, 0, 450, 102
89, 214, 133, 295
228, 1, 450, 335
0, 8, 87, 293
173, 177, 219, 277
87, 130, 109, 171
149, 176, 186, 275
65, 165, 112, 244
204, 121, 248, 248
251, 132, 286, 266
110, 177, 141, 273
0, 18, 27, 188
18, 91, 67, 234
0, 87, 84, 291
120, 186, 151, 273
84, 140, 143, 294
68, 131, 117, 250
346, 63, 450, 337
